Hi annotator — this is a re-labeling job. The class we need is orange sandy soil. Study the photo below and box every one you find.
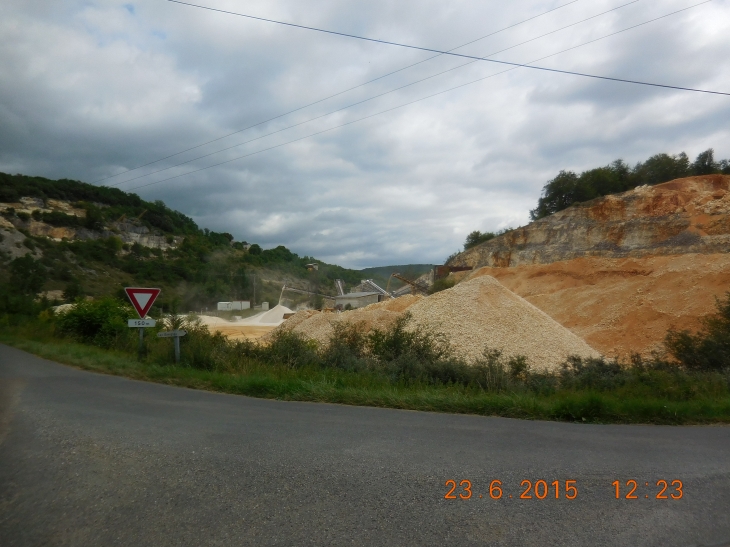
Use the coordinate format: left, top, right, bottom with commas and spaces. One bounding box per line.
468, 254, 730, 359
209, 325, 277, 341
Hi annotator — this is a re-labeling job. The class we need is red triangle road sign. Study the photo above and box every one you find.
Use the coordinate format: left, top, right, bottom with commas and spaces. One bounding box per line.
124, 287, 161, 319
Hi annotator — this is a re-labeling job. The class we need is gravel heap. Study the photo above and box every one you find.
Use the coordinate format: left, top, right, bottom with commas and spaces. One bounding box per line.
263, 276, 599, 370
254, 304, 294, 325
261, 307, 403, 347
404, 275, 600, 370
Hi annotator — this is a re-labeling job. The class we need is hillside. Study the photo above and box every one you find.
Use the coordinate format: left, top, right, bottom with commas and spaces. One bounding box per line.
464, 254, 730, 359
0, 173, 364, 313
450, 175, 730, 269
447, 175, 730, 357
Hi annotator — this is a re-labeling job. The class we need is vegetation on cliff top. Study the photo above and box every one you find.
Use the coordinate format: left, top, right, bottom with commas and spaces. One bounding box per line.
530, 148, 730, 221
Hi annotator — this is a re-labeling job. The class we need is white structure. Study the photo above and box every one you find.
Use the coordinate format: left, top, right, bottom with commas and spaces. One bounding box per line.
217, 301, 251, 311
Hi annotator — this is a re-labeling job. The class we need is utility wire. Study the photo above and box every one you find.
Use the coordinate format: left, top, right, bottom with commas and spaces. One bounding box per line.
168, 0, 726, 98
93, 0, 583, 183
111, 0, 637, 187
128, 0, 719, 192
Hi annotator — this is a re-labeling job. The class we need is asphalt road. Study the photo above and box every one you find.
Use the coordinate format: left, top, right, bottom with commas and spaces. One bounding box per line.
1, 344, 729, 546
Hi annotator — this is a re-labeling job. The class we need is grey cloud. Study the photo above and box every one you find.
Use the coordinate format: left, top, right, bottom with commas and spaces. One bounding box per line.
1, 0, 729, 268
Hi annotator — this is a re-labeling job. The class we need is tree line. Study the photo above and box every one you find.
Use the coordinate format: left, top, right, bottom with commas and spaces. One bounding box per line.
530, 148, 730, 220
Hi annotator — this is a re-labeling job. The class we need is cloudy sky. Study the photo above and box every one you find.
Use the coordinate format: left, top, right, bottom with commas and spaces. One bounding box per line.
1, 0, 729, 268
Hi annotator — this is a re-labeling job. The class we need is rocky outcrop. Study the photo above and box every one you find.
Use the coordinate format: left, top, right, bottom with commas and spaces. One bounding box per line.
450, 175, 730, 269
0, 198, 181, 250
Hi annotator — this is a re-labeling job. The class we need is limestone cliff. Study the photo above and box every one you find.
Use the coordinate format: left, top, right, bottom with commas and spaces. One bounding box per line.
0, 196, 181, 254
449, 175, 730, 269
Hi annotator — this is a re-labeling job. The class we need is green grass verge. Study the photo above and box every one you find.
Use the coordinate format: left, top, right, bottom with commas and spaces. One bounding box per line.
2, 332, 730, 425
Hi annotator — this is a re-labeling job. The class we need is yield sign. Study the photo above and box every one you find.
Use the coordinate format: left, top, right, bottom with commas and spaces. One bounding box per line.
124, 287, 161, 319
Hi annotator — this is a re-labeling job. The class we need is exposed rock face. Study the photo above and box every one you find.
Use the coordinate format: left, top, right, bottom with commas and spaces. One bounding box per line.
450, 175, 730, 269
0, 227, 39, 260
0, 198, 180, 250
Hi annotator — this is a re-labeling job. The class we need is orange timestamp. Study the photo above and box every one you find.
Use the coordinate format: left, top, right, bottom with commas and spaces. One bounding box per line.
612, 480, 683, 500
444, 479, 578, 500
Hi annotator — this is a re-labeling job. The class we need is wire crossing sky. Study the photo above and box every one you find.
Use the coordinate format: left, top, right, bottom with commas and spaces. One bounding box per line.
1, 0, 729, 268
110, 0, 641, 188
168, 0, 726, 96
95, 0, 587, 184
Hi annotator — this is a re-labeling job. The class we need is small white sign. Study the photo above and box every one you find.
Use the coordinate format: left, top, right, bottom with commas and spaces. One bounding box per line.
157, 330, 187, 338
128, 319, 156, 327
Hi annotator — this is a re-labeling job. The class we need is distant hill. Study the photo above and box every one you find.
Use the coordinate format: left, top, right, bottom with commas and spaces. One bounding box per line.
0, 173, 363, 312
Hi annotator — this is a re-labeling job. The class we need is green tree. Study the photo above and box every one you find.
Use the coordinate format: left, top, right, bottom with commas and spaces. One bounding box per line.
692, 148, 719, 175
633, 152, 690, 185
84, 204, 104, 230
9, 255, 47, 295
530, 170, 580, 220
248, 243, 262, 255
464, 230, 496, 250
63, 279, 84, 302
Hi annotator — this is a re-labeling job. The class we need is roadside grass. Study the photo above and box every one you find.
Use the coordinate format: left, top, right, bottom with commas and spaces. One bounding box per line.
2, 326, 730, 425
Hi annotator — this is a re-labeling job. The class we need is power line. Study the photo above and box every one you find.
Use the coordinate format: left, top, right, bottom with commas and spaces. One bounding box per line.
93, 0, 583, 183
168, 0, 726, 97
128, 1, 721, 192
111, 0, 637, 188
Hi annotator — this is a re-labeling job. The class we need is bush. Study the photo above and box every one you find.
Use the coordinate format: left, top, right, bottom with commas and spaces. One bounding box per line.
665, 292, 730, 371
56, 297, 134, 348
261, 329, 320, 369
464, 230, 496, 250
62, 280, 84, 302
9, 255, 47, 295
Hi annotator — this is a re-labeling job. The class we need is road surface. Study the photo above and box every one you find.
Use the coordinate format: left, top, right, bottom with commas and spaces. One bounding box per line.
1, 343, 729, 546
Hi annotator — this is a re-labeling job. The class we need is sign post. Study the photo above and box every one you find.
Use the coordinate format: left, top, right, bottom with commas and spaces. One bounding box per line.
124, 287, 161, 359
157, 330, 187, 363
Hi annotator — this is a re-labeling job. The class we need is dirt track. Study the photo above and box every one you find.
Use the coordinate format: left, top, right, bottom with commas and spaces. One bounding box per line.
469, 253, 730, 359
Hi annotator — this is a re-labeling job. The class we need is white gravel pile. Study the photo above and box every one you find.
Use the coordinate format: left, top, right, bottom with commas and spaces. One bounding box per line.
197, 305, 293, 328
255, 304, 294, 324
405, 275, 600, 370
261, 308, 402, 346
262, 276, 599, 370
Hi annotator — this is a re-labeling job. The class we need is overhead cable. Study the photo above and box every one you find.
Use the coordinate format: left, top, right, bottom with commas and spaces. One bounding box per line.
111, 0, 638, 187
167, 0, 726, 97
93, 0, 583, 183
128, 1, 721, 192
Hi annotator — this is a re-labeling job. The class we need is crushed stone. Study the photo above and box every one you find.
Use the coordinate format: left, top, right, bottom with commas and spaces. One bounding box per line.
263, 276, 599, 370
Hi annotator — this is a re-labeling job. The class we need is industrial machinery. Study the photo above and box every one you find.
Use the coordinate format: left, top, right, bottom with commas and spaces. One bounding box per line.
385, 273, 429, 295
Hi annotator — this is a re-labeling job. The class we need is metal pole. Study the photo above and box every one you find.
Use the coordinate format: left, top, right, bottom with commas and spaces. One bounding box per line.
138, 327, 144, 359
174, 334, 180, 364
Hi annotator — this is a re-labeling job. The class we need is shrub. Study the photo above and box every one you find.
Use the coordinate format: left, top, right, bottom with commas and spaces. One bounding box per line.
56, 297, 134, 348
665, 292, 730, 371
9, 255, 47, 295
262, 329, 320, 369
154, 315, 230, 370
464, 230, 496, 250
320, 321, 369, 371
62, 280, 84, 302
